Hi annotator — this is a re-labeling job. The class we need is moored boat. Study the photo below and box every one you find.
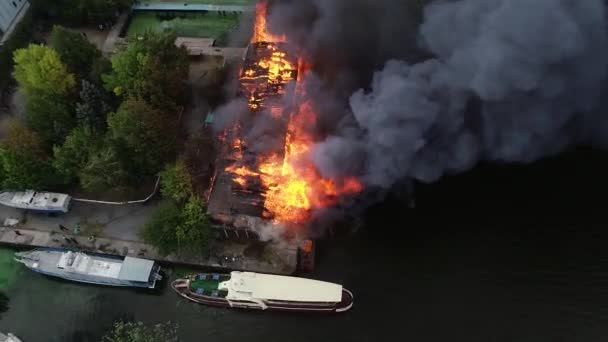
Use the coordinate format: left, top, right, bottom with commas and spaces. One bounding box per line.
0, 190, 71, 213
172, 271, 353, 313
0, 331, 23, 342
15, 248, 162, 289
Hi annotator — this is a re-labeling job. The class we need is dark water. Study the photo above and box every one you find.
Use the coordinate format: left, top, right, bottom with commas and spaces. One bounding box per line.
2, 148, 608, 342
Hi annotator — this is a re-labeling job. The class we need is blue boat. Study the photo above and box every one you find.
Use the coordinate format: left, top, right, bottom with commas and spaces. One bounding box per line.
14, 248, 162, 289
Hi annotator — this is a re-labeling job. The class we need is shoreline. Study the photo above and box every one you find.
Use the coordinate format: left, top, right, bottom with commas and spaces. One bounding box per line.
0, 226, 298, 275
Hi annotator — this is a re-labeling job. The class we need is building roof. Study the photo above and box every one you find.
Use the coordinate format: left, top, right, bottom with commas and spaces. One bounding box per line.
221, 272, 342, 303
117, 257, 154, 282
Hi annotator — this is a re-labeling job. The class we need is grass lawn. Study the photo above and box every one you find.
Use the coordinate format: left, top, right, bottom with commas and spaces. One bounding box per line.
127, 12, 240, 44
139, 0, 254, 5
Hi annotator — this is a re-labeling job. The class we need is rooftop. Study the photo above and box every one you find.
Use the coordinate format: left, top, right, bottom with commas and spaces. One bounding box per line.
220, 271, 342, 302
118, 256, 155, 282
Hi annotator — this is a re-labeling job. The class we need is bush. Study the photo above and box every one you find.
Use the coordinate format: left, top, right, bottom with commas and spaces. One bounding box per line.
140, 202, 182, 256
102, 320, 178, 342
159, 160, 193, 204
141, 196, 212, 256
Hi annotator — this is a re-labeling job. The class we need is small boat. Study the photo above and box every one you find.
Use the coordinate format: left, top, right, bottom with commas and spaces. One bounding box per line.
0, 332, 23, 342
0, 190, 71, 213
15, 248, 162, 289
172, 271, 353, 313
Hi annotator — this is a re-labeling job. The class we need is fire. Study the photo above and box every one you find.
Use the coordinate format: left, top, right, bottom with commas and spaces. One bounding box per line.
224, 1, 363, 225
251, 1, 286, 44
240, 1, 297, 111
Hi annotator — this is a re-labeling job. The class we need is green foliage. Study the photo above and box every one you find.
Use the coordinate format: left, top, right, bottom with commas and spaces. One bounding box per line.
13, 45, 76, 97
0, 121, 56, 190
160, 161, 193, 204
25, 94, 76, 145
142, 196, 211, 256
103, 31, 189, 110
107, 99, 177, 177
30, 0, 134, 26
13, 45, 77, 145
79, 145, 128, 192
76, 80, 114, 132
177, 196, 211, 254
52, 126, 103, 185
101, 320, 179, 342
141, 202, 182, 256
50, 25, 101, 80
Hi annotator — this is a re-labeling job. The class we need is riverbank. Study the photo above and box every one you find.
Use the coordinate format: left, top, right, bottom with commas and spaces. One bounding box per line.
0, 201, 297, 274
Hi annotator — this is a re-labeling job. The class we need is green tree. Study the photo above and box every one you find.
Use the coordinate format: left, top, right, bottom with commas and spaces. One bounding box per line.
76, 80, 113, 132
79, 145, 128, 192
50, 25, 101, 80
13, 45, 77, 144
141, 196, 211, 256
101, 320, 178, 342
13, 44, 76, 97
159, 160, 193, 204
30, 0, 134, 27
52, 126, 103, 185
25, 94, 76, 145
107, 100, 177, 177
103, 32, 189, 110
0, 121, 56, 190
140, 202, 182, 256
176, 196, 211, 254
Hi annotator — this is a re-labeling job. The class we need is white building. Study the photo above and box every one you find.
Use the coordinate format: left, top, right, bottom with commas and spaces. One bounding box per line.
0, 0, 29, 44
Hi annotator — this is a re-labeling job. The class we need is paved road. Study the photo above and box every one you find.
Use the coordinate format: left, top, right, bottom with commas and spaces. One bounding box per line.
0, 200, 159, 241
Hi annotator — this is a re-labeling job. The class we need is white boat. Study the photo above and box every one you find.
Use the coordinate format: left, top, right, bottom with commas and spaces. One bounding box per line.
0, 190, 71, 213
15, 248, 162, 289
173, 271, 354, 313
0, 332, 23, 342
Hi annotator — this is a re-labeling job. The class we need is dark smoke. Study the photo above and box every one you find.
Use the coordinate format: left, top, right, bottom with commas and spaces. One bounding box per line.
266, 0, 608, 188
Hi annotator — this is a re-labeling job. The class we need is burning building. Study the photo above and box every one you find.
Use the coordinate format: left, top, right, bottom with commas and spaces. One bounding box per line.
207, 1, 362, 239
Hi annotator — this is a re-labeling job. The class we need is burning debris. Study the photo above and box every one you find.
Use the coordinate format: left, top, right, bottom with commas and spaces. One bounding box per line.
239, 42, 298, 111
208, 1, 363, 236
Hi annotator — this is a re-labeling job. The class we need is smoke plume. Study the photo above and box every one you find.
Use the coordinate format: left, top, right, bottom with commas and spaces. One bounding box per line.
266, 0, 608, 187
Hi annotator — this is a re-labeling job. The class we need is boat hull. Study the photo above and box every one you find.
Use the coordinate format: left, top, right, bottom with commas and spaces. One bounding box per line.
171, 278, 354, 313
25, 265, 159, 288
15, 247, 161, 289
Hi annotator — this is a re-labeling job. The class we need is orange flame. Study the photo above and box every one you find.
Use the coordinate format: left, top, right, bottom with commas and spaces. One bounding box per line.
251, 1, 286, 43
225, 0, 363, 225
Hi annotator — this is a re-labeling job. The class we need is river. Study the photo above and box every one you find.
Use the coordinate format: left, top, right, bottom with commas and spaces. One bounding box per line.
1, 149, 608, 341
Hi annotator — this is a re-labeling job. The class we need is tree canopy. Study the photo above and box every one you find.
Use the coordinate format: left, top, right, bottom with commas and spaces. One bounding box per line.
107, 99, 177, 177
52, 126, 103, 185
103, 32, 189, 110
142, 196, 211, 256
13, 44, 76, 97
13, 44, 77, 144
177, 196, 211, 254
79, 145, 128, 192
101, 320, 179, 342
50, 25, 101, 80
140, 202, 182, 256
0, 121, 56, 190
76, 80, 114, 132
159, 161, 193, 204
31, 0, 134, 26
